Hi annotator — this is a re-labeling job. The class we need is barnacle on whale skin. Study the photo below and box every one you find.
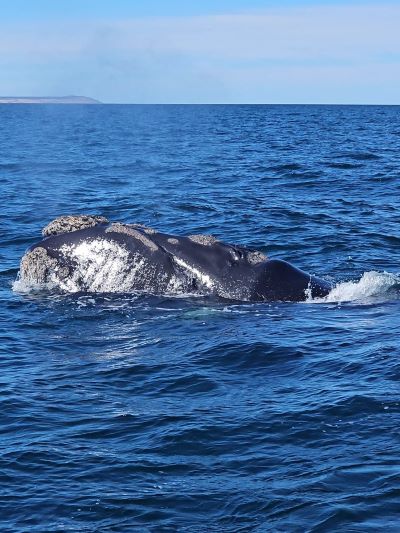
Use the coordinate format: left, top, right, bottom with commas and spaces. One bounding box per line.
19, 247, 67, 284
188, 234, 218, 246
42, 215, 109, 237
247, 250, 267, 264
106, 223, 159, 251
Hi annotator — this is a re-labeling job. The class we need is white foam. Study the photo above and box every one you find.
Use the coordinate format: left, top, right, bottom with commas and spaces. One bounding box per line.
12, 277, 52, 293
310, 271, 400, 304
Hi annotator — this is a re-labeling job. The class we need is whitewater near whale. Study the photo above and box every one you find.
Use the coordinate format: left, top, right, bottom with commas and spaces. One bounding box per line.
16, 215, 333, 301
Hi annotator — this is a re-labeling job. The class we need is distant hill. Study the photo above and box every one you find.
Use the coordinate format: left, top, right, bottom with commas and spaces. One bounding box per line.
0, 96, 101, 104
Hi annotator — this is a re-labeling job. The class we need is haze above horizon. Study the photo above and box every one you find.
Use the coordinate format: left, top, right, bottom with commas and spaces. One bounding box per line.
1, 0, 399, 104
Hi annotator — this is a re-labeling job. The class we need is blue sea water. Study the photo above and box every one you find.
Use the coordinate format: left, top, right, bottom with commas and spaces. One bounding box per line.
1, 104, 400, 532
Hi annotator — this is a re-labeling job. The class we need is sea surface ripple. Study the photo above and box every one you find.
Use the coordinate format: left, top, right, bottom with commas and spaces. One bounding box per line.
1, 104, 400, 532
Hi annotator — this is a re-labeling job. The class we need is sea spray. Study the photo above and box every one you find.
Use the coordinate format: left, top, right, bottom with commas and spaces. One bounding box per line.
310, 271, 400, 304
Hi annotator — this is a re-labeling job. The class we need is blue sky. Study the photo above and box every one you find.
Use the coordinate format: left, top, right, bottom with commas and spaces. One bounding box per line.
0, 1, 399, 103
1, 0, 374, 19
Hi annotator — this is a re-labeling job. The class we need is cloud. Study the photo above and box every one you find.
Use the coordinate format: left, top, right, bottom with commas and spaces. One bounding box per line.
0, 3, 399, 102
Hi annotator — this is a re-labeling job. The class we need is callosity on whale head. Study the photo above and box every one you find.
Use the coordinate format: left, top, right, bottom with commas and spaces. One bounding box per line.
41, 214, 109, 237
19, 215, 110, 287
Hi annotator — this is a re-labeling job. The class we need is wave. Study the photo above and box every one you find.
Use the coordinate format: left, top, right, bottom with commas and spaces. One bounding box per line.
310, 271, 400, 304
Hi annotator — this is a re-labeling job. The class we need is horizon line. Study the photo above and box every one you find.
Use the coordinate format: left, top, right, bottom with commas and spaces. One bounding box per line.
0, 97, 399, 106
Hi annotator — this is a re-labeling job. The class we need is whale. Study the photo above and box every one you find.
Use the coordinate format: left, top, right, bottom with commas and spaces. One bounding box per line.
18, 215, 332, 301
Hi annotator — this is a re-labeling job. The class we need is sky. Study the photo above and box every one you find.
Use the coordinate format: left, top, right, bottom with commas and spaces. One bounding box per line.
0, 0, 399, 104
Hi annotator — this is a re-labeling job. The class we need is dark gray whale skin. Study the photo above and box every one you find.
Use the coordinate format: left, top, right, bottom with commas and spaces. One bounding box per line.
26, 222, 332, 301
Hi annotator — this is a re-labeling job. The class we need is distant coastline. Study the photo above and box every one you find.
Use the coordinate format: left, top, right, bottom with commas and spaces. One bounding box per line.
0, 95, 101, 104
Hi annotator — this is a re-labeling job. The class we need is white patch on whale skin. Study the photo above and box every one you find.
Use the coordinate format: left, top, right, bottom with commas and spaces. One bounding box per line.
56, 239, 155, 293
171, 256, 254, 301
173, 256, 215, 291
164, 272, 192, 295
45, 239, 192, 295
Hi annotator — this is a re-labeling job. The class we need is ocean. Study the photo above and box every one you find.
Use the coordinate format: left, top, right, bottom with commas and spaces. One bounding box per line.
1, 104, 399, 532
